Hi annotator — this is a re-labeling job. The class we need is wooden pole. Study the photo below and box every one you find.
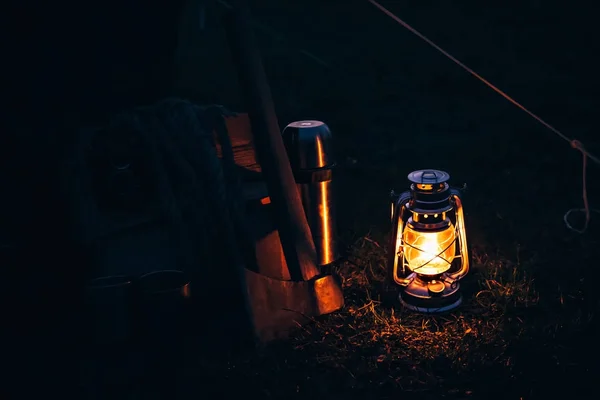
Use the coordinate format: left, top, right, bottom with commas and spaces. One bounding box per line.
224, 0, 319, 282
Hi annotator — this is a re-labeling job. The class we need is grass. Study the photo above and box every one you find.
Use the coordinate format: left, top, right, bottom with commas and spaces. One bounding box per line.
207, 215, 596, 400
214, 234, 543, 399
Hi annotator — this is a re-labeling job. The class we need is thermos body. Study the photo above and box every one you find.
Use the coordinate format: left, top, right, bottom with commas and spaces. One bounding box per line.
282, 121, 339, 267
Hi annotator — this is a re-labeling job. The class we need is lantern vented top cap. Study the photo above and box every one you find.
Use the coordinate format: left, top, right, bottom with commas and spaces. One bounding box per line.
408, 169, 450, 185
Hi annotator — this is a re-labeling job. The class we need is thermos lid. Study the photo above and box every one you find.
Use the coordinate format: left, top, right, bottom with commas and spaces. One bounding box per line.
282, 120, 335, 170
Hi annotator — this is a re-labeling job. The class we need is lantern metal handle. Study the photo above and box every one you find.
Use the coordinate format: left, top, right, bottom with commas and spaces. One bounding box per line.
389, 191, 413, 286
446, 191, 470, 282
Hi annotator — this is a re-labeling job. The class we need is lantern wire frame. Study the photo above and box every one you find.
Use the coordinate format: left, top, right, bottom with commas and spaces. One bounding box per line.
400, 217, 463, 282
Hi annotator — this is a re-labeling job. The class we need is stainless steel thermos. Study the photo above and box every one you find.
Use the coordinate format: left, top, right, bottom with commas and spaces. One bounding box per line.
282, 120, 339, 267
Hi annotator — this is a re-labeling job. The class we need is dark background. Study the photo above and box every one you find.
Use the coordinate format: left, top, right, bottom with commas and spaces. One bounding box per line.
5, 0, 599, 397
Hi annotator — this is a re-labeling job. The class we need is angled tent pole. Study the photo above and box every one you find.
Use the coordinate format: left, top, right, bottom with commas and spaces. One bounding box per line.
224, 0, 319, 282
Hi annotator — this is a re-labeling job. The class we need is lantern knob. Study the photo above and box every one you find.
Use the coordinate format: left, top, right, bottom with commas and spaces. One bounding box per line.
427, 280, 446, 295
407, 169, 450, 185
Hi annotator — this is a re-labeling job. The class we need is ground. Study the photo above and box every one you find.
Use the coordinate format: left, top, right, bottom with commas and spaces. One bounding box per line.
172, 1, 599, 399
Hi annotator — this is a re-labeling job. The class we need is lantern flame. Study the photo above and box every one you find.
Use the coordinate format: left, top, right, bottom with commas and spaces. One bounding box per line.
402, 223, 456, 276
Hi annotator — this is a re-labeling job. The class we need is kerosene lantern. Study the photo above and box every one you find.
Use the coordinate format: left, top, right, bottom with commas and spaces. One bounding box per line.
388, 170, 470, 313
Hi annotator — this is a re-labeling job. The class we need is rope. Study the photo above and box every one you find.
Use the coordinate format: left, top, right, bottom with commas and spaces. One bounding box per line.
367, 0, 599, 233
564, 140, 600, 233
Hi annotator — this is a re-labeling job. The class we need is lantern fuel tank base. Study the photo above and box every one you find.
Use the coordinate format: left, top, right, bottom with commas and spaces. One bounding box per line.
399, 276, 463, 313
